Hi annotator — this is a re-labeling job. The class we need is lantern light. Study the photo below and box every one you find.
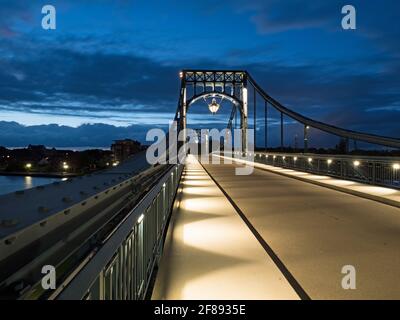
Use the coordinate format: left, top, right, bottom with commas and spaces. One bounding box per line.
208, 98, 220, 114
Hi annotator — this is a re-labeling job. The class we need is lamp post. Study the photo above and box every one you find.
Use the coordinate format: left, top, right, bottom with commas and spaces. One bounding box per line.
304, 125, 310, 153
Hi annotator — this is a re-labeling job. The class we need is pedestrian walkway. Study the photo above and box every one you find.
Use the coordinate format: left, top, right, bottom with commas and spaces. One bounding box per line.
152, 155, 299, 300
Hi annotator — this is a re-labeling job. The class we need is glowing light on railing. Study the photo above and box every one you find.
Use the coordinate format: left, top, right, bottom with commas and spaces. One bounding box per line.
327, 159, 332, 165
273, 155, 276, 159
308, 158, 313, 163
353, 160, 360, 167
293, 157, 298, 161
282, 156, 286, 160
393, 163, 400, 170
179, 71, 183, 78
137, 214, 144, 224
163, 183, 166, 188
25, 163, 32, 169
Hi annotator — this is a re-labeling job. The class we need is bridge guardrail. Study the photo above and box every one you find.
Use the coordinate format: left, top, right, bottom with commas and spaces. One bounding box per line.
56, 163, 183, 300
246, 152, 400, 189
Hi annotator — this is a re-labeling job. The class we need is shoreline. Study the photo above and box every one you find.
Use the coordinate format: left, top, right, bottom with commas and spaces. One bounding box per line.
0, 172, 79, 178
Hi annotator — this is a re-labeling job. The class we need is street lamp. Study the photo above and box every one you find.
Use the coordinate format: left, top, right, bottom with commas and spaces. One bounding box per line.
208, 98, 220, 114
25, 163, 32, 169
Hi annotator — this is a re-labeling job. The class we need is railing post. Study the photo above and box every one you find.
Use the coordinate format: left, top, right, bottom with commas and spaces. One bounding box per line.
254, 86, 257, 150
265, 101, 268, 151
280, 112, 284, 150
372, 161, 376, 184
304, 125, 309, 153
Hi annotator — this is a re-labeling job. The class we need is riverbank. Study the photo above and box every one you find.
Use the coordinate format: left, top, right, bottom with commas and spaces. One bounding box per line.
0, 171, 78, 178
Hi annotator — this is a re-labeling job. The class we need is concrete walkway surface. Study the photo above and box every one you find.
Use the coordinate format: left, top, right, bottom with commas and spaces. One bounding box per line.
152, 155, 300, 300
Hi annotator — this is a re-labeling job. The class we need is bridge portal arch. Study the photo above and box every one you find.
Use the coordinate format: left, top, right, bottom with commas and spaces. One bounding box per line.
178, 70, 249, 151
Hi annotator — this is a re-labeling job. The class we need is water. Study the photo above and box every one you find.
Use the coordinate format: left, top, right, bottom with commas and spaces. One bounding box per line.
0, 175, 60, 196
8, 146, 110, 151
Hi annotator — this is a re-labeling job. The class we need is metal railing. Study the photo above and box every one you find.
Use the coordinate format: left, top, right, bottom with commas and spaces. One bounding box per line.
56, 164, 183, 300
250, 152, 400, 189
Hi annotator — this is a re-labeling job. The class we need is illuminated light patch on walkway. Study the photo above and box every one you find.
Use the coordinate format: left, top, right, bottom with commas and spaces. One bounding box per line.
182, 180, 211, 186
180, 197, 228, 213
352, 186, 399, 196
182, 186, 217, 196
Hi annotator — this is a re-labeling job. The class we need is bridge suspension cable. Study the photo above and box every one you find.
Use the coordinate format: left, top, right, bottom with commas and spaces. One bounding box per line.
246, 72, 400, 149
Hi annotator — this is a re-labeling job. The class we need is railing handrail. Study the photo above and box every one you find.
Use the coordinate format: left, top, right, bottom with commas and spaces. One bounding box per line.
56, 164, 182, 300
252, 151, 400, 162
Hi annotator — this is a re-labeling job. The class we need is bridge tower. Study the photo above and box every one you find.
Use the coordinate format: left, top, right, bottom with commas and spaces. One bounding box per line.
178, 70, 249, 152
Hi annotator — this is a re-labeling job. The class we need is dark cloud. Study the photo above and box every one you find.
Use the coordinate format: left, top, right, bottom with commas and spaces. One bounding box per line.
0, 121, 157, 147
0, 0, 399, 147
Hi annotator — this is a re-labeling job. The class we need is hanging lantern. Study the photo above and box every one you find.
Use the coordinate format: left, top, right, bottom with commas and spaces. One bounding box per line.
208, 98, 220, 114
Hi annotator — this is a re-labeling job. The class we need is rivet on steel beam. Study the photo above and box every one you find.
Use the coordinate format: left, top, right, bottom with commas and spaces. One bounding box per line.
5, 237, 17, 245
38, 206, 49, 213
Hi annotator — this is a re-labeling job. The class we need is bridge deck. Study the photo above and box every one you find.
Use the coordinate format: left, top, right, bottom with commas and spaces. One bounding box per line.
152, 155, 299, 300
200, 157, 400, 299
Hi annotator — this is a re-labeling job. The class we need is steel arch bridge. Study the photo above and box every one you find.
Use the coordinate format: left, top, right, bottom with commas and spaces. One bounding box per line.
176, 69, 400, 151
2, 69, 400, 301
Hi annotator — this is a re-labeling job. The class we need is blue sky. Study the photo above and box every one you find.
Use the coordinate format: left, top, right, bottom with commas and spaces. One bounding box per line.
0, 0, 399, 146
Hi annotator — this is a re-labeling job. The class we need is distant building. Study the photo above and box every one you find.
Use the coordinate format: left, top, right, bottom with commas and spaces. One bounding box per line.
27, 144, 47, 152
111, 139, 141, 162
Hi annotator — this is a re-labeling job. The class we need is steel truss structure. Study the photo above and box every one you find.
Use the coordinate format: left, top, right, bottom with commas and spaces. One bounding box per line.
176, 70, 400, 151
